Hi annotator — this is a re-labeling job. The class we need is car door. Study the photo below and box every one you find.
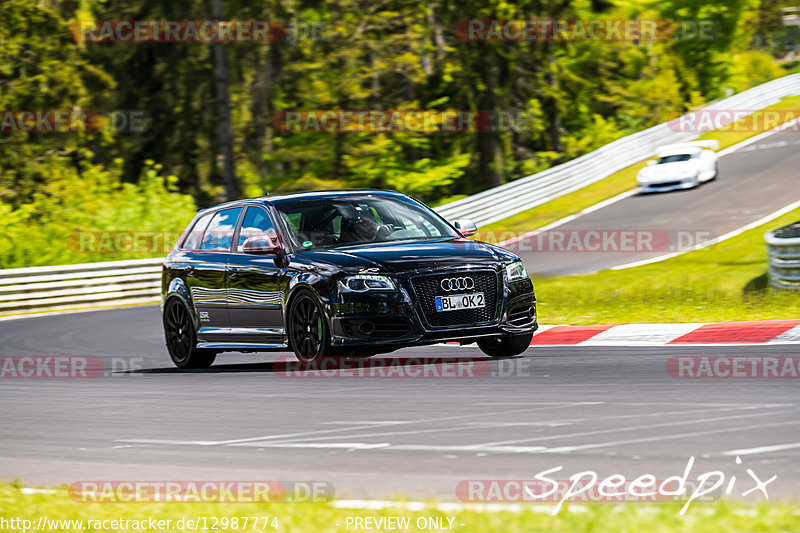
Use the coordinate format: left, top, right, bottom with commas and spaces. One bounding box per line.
189, 206, 243, 343
226, 205, 287, 345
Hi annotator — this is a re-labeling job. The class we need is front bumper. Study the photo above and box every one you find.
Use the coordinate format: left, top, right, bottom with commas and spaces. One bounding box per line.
327, 271, 537, 349
638, 177, 697, 193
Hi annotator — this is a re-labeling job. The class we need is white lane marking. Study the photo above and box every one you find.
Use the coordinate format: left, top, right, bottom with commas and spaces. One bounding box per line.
496, 190, 638, 248
21, 488, 57, 495
612, 198, 800, 271
474, 409, 795, 448
722, 442, 800, 456
237, 408, 794, 452
230, 424, 486, 446
463, 422, 573, 428
118, 423, 420, 446
320, 421, 407, 426
231, 404, 599, 447
716, 116, 800, 157
538, 405, 779, 426
253, 442, 392, 450
768, 324, 800, 344
477, 401, 603, 406
578, 323, 706, 346
252, 443, 548, 453
736, 139, 800, 153
116, 404, 599, 447
228, 421, 800, 455
544, 420, 800, 454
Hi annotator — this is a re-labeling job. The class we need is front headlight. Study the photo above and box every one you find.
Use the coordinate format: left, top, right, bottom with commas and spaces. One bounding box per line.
505, 260, 528, 282
338, 274, 397, 292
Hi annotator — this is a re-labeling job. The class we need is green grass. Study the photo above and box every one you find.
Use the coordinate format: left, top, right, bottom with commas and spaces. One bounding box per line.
2, 483, 799, 533
533, 207, 800, 325
479, 95, 800, 241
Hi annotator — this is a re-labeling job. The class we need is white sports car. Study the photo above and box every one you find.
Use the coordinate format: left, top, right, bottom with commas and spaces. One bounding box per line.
636, 140, 719, 193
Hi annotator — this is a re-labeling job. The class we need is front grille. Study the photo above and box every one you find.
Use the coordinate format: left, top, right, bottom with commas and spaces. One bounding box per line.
648, 180, 683, 188
411, 270, 499, 328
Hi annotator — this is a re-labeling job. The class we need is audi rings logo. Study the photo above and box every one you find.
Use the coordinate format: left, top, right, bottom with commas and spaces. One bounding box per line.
441, 277, 475, 292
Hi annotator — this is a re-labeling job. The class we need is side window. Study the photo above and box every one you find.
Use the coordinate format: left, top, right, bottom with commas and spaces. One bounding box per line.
181, 212, 213, 250
201, 207, 242, 251
237, 206, 277, 251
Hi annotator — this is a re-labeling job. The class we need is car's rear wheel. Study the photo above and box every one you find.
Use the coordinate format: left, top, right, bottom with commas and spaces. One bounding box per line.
163, 298, 216, 369
288, 290, 335, 365
478, 333, 533, 358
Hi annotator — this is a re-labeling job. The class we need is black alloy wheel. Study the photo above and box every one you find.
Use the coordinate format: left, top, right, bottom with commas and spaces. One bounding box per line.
164, 298, 216, 369
288, 291, 334, 365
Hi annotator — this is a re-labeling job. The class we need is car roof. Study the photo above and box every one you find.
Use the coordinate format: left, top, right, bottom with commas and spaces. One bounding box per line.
656, 145, 702, 158
197, 189, 409, 213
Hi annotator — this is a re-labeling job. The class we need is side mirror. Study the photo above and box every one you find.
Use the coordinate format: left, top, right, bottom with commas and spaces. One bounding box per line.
242, 235, 282, 255
453, 218, 478, 237
647, 160, 657, 166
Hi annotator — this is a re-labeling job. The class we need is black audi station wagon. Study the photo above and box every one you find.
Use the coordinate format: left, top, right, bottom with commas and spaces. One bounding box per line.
161, 190, 537, 368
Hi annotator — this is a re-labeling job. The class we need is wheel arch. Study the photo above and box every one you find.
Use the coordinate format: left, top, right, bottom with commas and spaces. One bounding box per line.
164, 278, 199, 331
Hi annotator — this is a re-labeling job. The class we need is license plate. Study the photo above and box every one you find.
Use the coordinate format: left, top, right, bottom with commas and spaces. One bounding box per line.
435, 292, 485, 312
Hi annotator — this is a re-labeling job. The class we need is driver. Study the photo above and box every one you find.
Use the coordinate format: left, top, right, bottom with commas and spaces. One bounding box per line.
352, 210, 380, 241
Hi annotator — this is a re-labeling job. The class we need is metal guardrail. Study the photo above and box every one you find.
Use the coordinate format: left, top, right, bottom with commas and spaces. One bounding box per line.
0, 257, 163, 316
435, 73, 800, 226
1, 75, 799, 315
766, 221, 800, 290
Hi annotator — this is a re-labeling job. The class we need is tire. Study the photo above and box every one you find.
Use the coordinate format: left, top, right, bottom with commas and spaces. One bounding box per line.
163, 298, 216, 369
287, 290, 336, 365
478, 333, 533, 358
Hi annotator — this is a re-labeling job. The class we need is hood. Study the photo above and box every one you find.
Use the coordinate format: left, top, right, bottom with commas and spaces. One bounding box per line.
297, 238, 515, 274
638, 161, 697, 182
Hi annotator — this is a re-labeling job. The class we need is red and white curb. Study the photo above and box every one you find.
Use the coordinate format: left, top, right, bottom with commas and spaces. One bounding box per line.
528, 319, 800, 346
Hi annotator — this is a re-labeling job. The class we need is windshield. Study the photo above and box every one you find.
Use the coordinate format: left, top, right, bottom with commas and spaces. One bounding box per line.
273, 195, 459, 250
658, 154, 693, 164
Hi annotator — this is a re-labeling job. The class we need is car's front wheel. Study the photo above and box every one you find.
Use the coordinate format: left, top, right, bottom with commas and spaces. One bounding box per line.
478, 333, 533, 358
288, 290, 335, 365
163, 298, 216, 369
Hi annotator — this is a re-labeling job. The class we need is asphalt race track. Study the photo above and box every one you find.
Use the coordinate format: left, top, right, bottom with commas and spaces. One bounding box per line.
1, 306, 799, 502
515, 130, 800, 277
